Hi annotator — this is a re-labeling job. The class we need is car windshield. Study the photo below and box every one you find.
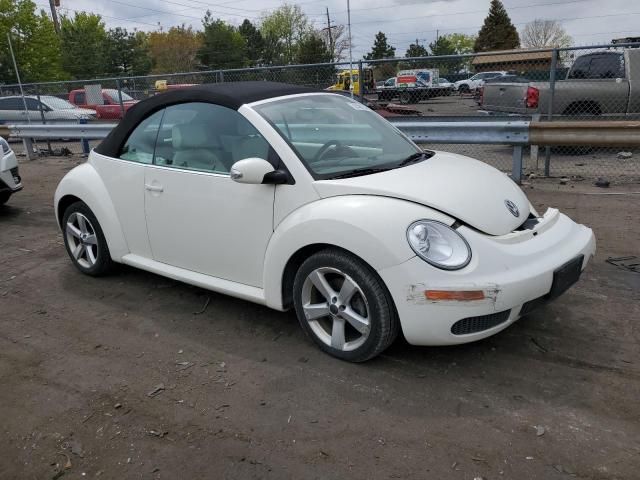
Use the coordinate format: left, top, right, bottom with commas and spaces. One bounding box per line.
41, 96, 76, 110
254, 94, 426, 179
104, 89, 134, 102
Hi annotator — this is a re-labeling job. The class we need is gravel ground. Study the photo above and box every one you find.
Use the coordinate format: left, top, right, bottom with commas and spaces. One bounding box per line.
1, 157, 639, 480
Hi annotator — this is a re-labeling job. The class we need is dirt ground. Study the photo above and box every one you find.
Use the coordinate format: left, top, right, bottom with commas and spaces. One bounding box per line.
1, 157, 639, 480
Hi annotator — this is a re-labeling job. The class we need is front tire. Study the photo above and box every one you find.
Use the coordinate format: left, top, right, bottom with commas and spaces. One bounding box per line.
0, 192, 10, 205
293, 249, 399, 362
62, 201, 113, 276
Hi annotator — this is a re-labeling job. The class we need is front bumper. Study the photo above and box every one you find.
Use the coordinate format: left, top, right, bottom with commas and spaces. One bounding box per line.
378, 209, 596, 346
0, 150, 22, 194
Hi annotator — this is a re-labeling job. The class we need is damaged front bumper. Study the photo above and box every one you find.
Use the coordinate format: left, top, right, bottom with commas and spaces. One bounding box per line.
378, 208, 596, 346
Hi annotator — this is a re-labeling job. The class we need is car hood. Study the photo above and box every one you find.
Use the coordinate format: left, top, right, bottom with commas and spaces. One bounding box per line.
312, 151, 530, 236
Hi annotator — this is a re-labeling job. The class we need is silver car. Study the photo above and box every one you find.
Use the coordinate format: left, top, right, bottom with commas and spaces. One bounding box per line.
0, 96, 96, 124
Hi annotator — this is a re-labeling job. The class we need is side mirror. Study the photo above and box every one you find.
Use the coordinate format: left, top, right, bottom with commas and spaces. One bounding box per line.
230, 158, 276, 184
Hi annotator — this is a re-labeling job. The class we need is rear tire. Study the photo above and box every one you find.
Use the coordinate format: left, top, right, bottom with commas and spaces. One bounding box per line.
293, 248, 399, 362
62, 201, 114, 276
458, 84, 470, 94
399, 91, 412, 104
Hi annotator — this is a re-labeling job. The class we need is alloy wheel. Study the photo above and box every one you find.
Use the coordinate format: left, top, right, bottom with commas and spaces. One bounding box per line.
300, 267, 371, 352
65, 212, 99, 269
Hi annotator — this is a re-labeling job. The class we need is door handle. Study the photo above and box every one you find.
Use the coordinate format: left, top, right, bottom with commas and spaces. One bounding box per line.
145, 183, 164, 192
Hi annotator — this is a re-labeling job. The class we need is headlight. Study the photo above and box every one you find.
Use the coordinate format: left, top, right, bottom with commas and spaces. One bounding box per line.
0, 137, 11, 154
406, 220, 471, 270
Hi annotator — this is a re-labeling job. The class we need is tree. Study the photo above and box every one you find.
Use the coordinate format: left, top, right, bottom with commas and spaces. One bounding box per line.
403, 42, 429, 69
364, 32, 396, 60
405, 42, 428, 58
60, 13, 108, 79
0, 0, 65, 83
521, 19, 572, 48
238, 19, 264, 66
296, 32, 332, 64
446, 33, 476, 55
260, 5, 311, 65
319, 24, 350, 62
429, 36, 455, 56
104, 27, 151, 76
198, 12, 246, 69
474, 0, 520, 52
148, 25, 202, 74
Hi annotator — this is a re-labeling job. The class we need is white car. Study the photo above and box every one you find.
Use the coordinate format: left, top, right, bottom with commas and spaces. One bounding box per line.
54, 82, 596, 362
0, 137, 22, 205
0, 95, 96, 123
454, 71, 509, 93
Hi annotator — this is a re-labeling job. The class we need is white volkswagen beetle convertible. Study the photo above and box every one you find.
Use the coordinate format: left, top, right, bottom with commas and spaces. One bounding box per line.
54, 82, 596, 362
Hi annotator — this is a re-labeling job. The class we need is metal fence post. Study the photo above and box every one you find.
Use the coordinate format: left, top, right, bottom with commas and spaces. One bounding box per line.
219, 70, 225, 83
511, 145, 524, 184
115, 79, 125, 118
79, 118, 90, 156
544, 48, 559, 177
357, 60, 364, 101
34, 85, 52, 154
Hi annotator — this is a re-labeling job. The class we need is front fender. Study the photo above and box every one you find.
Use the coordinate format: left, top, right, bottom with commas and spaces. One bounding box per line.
54, 163, 129, 261
263, 195, 454, 310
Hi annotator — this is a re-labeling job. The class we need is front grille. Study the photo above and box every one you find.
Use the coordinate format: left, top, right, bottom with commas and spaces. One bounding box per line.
451, 310, 511, 335
10, 167, 18, 176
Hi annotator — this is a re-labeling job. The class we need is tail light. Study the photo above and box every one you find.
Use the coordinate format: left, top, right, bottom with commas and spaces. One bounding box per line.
526, 86, 539, 108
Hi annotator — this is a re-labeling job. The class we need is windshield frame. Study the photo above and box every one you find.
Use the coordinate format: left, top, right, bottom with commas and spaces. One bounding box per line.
251, 93, 426, 181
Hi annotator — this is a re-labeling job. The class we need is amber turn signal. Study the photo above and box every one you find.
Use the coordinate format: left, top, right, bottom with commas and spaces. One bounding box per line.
424, 290, 485, 301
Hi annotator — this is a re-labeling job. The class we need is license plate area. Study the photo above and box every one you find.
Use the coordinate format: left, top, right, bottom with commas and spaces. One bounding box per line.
549, 255, 584, 299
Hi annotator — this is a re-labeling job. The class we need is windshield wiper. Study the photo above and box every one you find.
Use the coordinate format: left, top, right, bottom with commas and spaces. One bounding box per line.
329, 167, 391, 179
396, 151, 427, 167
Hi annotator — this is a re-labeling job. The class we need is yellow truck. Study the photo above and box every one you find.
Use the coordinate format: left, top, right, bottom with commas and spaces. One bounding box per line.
327, 68, 375, 96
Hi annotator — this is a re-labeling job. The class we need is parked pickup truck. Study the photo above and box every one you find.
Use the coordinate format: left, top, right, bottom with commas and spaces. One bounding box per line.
480, 49, 640, 118
68, 89, 137, 119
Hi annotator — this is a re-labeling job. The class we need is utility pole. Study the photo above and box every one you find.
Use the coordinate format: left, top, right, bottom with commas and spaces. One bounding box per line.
49, 0, 60, 35
347, 0, 354, 98
325, 7, 334, 62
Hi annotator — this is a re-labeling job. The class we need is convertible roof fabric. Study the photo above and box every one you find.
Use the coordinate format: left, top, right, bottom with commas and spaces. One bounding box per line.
95, 81, 318, 157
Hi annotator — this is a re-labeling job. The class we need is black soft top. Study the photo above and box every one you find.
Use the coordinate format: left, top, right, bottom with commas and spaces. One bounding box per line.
95, 81, 318, 157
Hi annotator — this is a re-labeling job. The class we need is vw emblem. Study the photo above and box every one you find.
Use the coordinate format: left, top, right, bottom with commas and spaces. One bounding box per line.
504, 199, 520, 218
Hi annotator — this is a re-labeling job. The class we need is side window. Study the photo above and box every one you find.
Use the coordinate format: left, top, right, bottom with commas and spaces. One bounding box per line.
24, 98, 42, 111
589, 54, 625, 79
568, 56, 592, 79
75, 91, 86, 104
154, 102, 269, 174
0, 98, 26, 110
119, 109, 164, 164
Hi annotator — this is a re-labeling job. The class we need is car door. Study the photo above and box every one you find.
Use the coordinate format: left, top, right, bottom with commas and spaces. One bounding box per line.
91, 109, 165, 259
144, 102, 275, 288
0, 97, 28, 123
24, 97, 49, 123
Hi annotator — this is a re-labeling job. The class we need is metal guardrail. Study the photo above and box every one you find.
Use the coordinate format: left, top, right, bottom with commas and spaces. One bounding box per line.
7, 119, 640, 183
388, 119, 530, 145
10, 123, 115, 139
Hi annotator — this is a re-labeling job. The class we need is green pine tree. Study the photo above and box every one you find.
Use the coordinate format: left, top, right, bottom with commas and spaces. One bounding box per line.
238, 19, 264, 66
474, 0, 520, 52
364, 32, 396, 60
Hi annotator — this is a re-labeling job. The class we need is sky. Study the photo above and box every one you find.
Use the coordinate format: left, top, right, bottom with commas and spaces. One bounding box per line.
40, 0, 639, 59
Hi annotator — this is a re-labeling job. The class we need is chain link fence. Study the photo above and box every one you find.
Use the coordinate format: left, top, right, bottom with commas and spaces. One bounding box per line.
1, 43, 639, 183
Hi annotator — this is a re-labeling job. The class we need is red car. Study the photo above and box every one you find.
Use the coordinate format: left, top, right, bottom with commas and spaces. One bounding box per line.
68, 89, 137, 119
